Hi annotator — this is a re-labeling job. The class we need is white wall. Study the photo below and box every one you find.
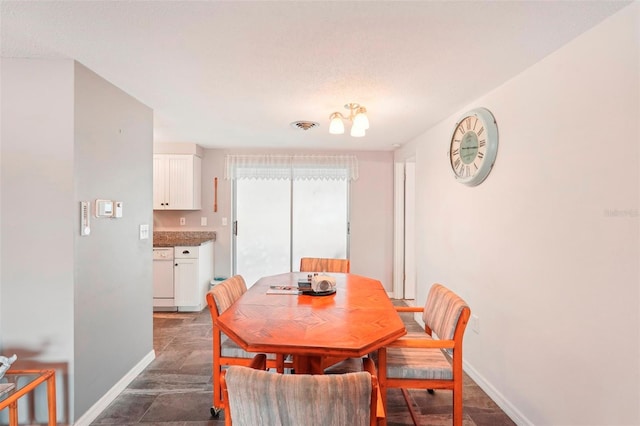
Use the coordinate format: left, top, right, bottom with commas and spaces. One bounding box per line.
349, 151, 394, 288
154, 149, 395, 290
396, 4, 639, 424
73, 62, 154, 420
0, 59, 154, 424
1, 59, 76, 421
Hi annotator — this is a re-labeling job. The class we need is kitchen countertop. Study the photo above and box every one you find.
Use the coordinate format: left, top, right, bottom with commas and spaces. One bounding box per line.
153, 231, 216, 247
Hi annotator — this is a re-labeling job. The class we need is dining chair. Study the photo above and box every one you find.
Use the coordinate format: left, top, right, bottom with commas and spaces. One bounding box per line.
376, 283, 470, 426
221, 354, 381, 426
205, 275, 288, 417
299, 257, 350, 273
299, 256, 355, 374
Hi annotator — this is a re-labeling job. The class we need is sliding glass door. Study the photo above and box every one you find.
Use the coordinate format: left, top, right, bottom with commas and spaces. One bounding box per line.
234, 178, 349, 287
234, 179, 291, 287
291, 179, 348, 267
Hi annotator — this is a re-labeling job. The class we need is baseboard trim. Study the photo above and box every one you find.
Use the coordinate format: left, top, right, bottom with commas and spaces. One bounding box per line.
74, 350, 156, 426
462, 360, 532, 426
410, 312, 530, 425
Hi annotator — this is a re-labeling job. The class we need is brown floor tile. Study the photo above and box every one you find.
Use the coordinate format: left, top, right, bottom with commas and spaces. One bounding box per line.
127, 371, 211, 392
91, 393, 156, 424
139, 391, 218, 423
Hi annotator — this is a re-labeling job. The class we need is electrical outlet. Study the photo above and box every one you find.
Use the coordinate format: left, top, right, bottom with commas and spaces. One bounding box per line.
471, 315, 480, 334
201, 217, 207, 226
179, 217, 186, 226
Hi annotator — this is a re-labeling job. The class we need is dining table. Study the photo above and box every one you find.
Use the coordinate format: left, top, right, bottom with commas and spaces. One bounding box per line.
215, 271, 406, 374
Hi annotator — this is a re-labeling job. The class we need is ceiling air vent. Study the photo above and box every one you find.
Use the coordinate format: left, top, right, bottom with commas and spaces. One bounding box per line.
290, 121, 319, 131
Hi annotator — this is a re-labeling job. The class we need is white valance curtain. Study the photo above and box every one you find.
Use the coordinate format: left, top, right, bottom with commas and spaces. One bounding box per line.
224, 155, 359, 181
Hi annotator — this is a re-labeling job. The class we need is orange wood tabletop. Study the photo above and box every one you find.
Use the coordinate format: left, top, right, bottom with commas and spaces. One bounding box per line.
216, 272, 406, 374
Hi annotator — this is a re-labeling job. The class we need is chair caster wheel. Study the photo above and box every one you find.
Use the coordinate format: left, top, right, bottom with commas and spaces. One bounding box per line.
211, 407, 221, 417
427, 389, 435, 394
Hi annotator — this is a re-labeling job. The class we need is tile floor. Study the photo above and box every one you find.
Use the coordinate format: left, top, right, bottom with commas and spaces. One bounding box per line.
91, 305, 515, 426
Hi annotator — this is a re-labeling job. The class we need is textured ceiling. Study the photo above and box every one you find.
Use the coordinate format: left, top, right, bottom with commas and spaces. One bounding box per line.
1, 1, 630, 151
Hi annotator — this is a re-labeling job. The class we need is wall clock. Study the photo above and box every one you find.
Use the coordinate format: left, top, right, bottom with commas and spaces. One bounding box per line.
448, 107, 498, 186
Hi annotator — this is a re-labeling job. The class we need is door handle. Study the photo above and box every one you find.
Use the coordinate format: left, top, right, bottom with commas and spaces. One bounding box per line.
233, 220, 238, 236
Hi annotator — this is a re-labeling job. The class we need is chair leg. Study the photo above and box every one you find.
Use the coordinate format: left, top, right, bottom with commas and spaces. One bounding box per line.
401, 389, 420, 426
276, 354, 285, 373
453, 387, 463, 426
378, 348, 388, 408
212, 343, 223, 414
212, 359, 224, 411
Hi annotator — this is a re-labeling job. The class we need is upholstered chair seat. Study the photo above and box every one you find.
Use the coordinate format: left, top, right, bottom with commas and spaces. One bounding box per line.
219, 335, 278, 360
324, 356, 363, 374
384, 346, 453, 380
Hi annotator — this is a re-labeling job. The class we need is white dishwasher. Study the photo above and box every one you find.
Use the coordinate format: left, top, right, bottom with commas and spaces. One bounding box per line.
153, 247, 175, 310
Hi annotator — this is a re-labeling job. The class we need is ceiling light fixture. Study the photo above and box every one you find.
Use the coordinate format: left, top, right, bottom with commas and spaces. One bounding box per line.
329, 103, 369, 137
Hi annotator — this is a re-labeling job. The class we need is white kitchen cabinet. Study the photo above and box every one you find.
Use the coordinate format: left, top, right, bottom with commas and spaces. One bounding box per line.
153, 247, 175, 309
153, 154, 202, 210
173, 241, 213, 311
174, 257, 197, 307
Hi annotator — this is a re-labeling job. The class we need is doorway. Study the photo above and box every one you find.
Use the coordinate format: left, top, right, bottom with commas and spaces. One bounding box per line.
393, 157, 416, 300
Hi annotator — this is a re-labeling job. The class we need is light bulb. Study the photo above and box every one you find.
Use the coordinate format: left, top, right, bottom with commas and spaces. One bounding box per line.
350, 123, 366, 137
353, 107, 369, 130
329, 113, 345, 134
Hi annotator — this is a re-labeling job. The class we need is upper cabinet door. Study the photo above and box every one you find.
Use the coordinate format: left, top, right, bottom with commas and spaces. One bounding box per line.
153, 156, 168, 209
153, 154, 202, 210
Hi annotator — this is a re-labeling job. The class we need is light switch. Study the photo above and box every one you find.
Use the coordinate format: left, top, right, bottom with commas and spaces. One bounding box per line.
114, 201, 123, 218
222, 217, 228, 226
139, 224, 149, 240
201, 217, 207, 226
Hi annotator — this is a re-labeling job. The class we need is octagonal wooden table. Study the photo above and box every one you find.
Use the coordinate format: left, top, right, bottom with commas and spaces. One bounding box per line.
215, 272, 406, 374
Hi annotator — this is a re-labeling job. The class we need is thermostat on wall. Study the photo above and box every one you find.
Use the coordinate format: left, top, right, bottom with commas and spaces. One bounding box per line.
95, 199, 114, 217
80, 201, 91, 236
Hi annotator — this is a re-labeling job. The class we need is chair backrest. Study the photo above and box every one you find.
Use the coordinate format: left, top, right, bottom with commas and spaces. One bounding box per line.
206, 275, 247, 318
299, 257, 350, 273
224, 366, 375, 426
422, 283, 470, 341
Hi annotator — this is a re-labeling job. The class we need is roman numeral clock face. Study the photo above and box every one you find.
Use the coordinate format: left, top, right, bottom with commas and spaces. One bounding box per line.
449, 107, 499, 186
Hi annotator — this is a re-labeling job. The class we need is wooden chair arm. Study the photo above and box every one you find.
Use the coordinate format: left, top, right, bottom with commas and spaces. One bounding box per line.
394, 306, 423, 313
363, 357, 376, 376
220, 372, 229, 426
386, 338, 455, 349
363, 357, 385, 426
249, 354, 268, 370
